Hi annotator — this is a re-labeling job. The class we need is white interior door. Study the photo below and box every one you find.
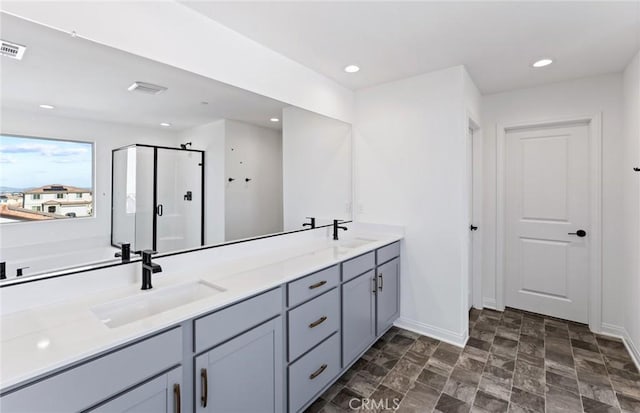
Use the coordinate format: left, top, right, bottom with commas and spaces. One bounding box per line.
504, 123, 590, 323
467, 127, 474, 310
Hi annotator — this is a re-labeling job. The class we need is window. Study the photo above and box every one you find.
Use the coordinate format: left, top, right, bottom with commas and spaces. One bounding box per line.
0, 135, 94, 223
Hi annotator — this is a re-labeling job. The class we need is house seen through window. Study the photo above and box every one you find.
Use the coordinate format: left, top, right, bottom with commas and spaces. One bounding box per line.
0, 135, 94, 223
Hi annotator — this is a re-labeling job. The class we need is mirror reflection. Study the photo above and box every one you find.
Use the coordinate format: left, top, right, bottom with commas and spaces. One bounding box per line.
0, 13, 352, 281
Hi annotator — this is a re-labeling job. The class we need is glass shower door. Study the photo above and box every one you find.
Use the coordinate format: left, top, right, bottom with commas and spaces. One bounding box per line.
155, 148, 203, 252
112, 146, 154, 252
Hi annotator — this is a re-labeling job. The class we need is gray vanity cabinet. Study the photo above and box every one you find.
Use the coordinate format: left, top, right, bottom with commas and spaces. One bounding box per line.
0, 328, 183, 413
375, 257, 400, 335
341, 270, 376, 367
194, 317, 283, 413
87, 367, 182, 413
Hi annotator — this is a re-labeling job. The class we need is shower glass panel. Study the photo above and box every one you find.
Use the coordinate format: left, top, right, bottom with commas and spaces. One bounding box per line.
156, 148, 203, 252
112, 145, 204, 254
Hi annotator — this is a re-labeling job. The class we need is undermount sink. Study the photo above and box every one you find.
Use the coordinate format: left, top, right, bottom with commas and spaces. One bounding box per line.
92, 280, 226, 328
337, 238, 377, 249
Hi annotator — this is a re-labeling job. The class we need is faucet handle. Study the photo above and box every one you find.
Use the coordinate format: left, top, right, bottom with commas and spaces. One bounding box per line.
134, 250, 157, 256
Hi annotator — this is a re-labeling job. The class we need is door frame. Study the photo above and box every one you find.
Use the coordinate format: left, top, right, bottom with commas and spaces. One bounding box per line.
466, 115, 483, 313
496, 113, 602, 331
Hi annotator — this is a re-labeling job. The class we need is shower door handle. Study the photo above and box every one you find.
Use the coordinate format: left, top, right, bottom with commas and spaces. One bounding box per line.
156, 204, 163, 216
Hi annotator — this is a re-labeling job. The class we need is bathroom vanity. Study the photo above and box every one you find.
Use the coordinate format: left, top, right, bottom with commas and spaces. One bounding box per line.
0, 232, 402, 412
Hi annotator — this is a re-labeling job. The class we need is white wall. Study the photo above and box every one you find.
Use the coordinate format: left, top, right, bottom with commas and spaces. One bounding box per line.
283, 107, 352, 231
354, 66, 473, 345
183, 119, 283, 243
224, 120, 283, 241
480, 74, 625, 329
622, 51, 640, 363
0, 109, 177, 258
1, 1, 354, 124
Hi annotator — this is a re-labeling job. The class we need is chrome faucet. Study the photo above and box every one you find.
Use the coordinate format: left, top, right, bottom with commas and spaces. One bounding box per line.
140, 250, 162, 290
333, 219, 348, 241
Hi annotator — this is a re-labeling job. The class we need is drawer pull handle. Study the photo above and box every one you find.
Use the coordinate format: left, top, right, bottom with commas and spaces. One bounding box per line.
201, 368, 208, 408
309, 364, 328, 380
309, 280, 327, 290
378, 274, 384, 291
173, 384, 181, 413
309, 316, 328, 328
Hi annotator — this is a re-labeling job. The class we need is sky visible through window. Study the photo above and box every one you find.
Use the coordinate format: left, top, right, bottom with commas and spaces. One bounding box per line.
0, 135, 92, 191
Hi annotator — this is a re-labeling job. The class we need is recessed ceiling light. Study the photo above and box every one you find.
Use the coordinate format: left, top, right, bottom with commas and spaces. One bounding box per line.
270, 118, 280, 122
160, 122, 171, 127
344, 65, 360, 73
532, 58, 553, 68
39, 104, 55, 109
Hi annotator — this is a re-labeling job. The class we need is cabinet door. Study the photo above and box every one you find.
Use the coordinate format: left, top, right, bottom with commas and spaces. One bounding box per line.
87, 366, 182, 413
376, 258, 400, 335
342, 270, 376, 368
195, 317, 283, 413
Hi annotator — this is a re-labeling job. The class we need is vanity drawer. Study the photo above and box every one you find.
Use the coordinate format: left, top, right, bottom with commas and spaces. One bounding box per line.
194, 288, 282, 353
287, 265, 339, 308
289, 333, 341, 413
0, 327, 182, 412
288, 288, 339, 362
376, 241, 400, 265
342, 251, 375, 282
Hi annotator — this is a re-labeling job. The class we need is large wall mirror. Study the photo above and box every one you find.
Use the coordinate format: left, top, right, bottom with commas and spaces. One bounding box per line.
0, 12, 352, 282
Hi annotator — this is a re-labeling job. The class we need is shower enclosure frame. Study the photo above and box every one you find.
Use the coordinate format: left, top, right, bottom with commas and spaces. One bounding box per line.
110, 143, 205, 252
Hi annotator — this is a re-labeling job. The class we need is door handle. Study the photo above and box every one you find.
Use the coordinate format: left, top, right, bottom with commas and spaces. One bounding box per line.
568, 229, 587, 237
308, 280, 327, 290
156, 204, 163, 216
200, 368, 208, 408
470, 225, 478, 231
173, 384, 181, 413
378, 274, 384, 291
309, 364, 328, 380
309, 316, 327, 329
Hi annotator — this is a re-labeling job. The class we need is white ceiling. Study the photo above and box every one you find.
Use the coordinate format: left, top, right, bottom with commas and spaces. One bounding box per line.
181, 1, 640, 93
0, 13, 287, 132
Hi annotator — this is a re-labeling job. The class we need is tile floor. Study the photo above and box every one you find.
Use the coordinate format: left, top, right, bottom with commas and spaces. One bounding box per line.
305, 308, 640, 412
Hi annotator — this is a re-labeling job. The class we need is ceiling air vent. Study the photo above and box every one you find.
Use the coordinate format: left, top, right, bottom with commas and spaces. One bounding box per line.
0, 40, 26, 60
127, 81, 167, 95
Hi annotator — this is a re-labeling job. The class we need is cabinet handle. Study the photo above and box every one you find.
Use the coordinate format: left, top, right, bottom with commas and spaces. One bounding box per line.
173, 384, 181, 413
309, 316, 328, 328
309, 364, 328, 380
372, 277, 377, 293
200, 368, 208, 408
378, 274, 384, 291
309, 280, 327, 290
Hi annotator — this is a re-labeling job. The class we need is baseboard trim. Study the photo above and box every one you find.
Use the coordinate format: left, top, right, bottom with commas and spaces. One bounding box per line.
482, 298, 497, 310
600, 323, 640, 373
394, 317, 468, 348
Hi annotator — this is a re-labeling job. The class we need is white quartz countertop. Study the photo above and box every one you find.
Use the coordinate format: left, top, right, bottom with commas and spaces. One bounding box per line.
0, 232, 402, 390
